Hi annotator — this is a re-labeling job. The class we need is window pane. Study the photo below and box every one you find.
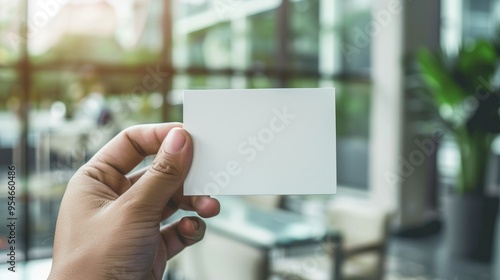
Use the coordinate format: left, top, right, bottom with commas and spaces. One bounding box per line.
0, 70, 19, 170
290, 0, 320, 71
336, 81, 370, 138
28, 0, 162, 66
249, 10, 278, 69
173, 1, 280, 69
175, 0, 211, 19
22, 70, 165, 258
249, 75, 278, 88
288, 77, 318, 88
441, 0, 500, 52
0, 0, 21, 65
335, 80, 371, 189
170, 74, 232, 123
32, 70, 166, 128
0, 70, 20, 257
186, 23, 232, 69
172, 0, 372, 191
0, 70, 18, 110
463, 0, 496, 42
339, 0, 371, 75
181, 74, 231, 89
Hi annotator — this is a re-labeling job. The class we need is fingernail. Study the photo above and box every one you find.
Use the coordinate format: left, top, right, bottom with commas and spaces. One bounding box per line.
164, 128, 186, 154
190, 218, 200, 230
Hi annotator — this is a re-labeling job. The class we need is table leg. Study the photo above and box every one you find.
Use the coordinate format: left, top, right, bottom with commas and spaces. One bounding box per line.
332, 235, 343, 280
265, 247, 271, 280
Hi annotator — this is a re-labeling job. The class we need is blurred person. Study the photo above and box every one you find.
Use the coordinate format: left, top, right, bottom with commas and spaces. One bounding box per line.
75, 92, 113, 126
48, 123, 220, 279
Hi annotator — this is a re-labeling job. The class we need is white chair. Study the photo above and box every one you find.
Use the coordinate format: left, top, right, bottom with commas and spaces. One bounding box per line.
169, 195, 290, 280
274, 199, 391, 280
168, 230, 268, 280
244, 195, 283, 210
329, 199, 391, 280
167, 196, 281, 280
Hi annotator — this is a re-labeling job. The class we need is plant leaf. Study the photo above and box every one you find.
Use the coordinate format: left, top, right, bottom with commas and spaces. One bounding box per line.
416, 49, 468, 109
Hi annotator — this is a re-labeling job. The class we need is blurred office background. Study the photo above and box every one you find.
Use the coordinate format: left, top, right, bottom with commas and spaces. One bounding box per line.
0, 0, 499, 279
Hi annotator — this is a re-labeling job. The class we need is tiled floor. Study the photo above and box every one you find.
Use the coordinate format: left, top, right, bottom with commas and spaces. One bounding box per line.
1, 228, 498, 280
387, 230, 499, 280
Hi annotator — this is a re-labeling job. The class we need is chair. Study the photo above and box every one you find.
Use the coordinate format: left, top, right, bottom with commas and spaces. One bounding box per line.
328, 199, 391, 280
168, 230, 268, 280
244, 195, 283, 210
167, 196, 287, 280
274, 198, 391, 280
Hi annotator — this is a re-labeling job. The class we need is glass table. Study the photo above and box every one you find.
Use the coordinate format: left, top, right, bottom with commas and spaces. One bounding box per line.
171, 196, 343, 280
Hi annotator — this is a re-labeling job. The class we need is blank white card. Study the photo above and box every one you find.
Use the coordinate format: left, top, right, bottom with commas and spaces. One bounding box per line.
183, 88, 336, 195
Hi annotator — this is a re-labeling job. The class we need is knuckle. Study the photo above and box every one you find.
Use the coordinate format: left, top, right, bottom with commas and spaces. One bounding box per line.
193, 218, 206, 238
79, 164, 104, 182
122, 124, 140, 134
150, 154, 182, 178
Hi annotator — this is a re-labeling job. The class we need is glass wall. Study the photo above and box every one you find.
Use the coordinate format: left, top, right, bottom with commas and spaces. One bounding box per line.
0, 0, 374, 261
172, 0, 373, 189
441, 0, 500, 54
0, 0, 168, 261
0, 0, 21, 65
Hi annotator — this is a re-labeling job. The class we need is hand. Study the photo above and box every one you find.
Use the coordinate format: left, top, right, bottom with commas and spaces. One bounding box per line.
49, 123, 220, 280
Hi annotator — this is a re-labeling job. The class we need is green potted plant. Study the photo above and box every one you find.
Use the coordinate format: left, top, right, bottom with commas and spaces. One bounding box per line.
416, 39, 500, 262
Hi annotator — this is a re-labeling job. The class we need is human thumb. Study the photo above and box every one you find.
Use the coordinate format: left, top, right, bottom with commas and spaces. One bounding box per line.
118, 128, 193, 212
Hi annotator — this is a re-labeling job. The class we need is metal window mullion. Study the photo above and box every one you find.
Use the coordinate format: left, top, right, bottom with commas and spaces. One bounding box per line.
276, 0, 290, 88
